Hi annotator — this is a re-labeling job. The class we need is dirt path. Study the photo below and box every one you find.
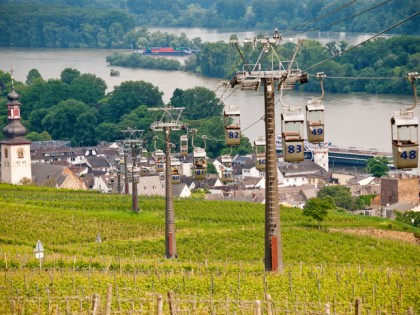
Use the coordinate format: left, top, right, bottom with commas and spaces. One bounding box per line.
329, 228, 420, 245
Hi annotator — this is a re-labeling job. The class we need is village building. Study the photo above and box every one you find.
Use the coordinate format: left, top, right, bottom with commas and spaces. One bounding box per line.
31, 163, 87, 190
380, 174, 420, 218
278, 160, 328, 188
0, 84, 32, 184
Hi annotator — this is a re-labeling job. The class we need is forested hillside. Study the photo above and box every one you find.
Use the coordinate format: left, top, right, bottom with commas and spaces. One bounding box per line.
0, 0, 418, 48
0, 4, 134, 48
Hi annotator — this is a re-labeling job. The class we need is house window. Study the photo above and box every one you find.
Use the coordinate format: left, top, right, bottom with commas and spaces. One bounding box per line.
4, 148, 8, 159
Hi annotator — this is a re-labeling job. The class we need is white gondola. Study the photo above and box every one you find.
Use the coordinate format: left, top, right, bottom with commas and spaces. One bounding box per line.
254, 137, 266, 171
224, 106, 241, 146
391, 111, 418, 169
171, 158, 181, 184
154, 149, 165, 173
306, 99, 325, 143
220, 155, 234, 183
281, 109, 305, 163
180, 135, 188, 156
193, 147, 207, 180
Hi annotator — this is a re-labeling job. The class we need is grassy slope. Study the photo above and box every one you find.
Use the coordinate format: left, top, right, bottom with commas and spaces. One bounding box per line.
0, 183, 419, 312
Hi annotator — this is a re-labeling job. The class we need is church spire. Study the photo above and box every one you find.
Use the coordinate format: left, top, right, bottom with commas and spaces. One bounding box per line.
2, 68, 28, 141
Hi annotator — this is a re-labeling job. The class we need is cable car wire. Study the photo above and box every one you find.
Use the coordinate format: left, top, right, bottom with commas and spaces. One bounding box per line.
280, 0, 358, 33
319, 75, 404, 80
284, 0, 393, 37
242, 116, 265, 133
303, 11, 420, 72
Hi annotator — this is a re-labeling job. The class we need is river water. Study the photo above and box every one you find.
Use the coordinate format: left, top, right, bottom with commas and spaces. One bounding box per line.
0, 38, 417, 154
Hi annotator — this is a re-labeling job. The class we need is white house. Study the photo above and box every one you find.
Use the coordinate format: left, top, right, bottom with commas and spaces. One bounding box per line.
278, 160, 327, 188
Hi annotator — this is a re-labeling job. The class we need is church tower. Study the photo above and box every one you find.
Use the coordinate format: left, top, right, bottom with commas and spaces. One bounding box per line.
1, 81, 32, 184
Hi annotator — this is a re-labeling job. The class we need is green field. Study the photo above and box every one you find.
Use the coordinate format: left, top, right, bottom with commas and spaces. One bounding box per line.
0, 183, 419, 314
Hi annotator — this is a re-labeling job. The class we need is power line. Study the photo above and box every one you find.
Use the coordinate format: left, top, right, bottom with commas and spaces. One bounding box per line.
284, 0, 393, 37
281, 0, 358, 33
303, 11, 420, 72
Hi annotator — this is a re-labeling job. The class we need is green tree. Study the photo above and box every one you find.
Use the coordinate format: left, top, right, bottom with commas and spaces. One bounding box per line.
170, 87, 223, 120
95, 122, 121, 143
41, 99, 97, 143
99, 81, 163, 123
395, 211, 420, 227
20, 79, 70, 116
366, 156, 389, 177
303, 197, 334, 229
317, 185, 354, 210
118, 105, 156, 132
61, 68, 81, 85
26, 69, 43, 85
26, 131, 52, 141
69, 73, 107, 106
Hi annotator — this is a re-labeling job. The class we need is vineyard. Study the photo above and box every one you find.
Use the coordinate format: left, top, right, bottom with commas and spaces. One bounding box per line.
0, 183, 419, 314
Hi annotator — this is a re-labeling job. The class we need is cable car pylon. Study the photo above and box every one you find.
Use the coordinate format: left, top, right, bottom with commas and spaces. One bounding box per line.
121, 128, 145, 212
149, 106, 185, 259
230, 30, 308, 273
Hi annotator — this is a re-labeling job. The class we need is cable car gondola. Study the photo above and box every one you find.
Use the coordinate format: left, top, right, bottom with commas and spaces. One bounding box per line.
391, 112, 418, 169
306, 99, 325, 143
171, 158, 181, 184
281, 109, 305, 163
180, 135, 188, 156
139, 148, 149, 176
391, 73, 419, 169
306, 73, 326, 143
224, 106, 241, 146
191, 130, 207, 180
193, 148, 207, 180
279, 78, 304, 163
154, 149, 165, 173
254, 137, 266, 171
220, 155, 234, 183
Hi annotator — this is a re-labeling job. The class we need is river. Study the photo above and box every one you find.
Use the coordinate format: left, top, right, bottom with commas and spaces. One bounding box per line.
0, 38, 417, 155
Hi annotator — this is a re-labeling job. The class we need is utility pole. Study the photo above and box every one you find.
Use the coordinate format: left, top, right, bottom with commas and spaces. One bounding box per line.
149, 106, 185, 259
230, 32, 306, 272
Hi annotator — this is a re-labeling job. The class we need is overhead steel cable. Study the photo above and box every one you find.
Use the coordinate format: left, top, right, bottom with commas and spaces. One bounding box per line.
315, 75, 404, 80
242, 116, 265, 133
280, 0, 358, 33
303, 11, 420, 72
284, 0, 393, 37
